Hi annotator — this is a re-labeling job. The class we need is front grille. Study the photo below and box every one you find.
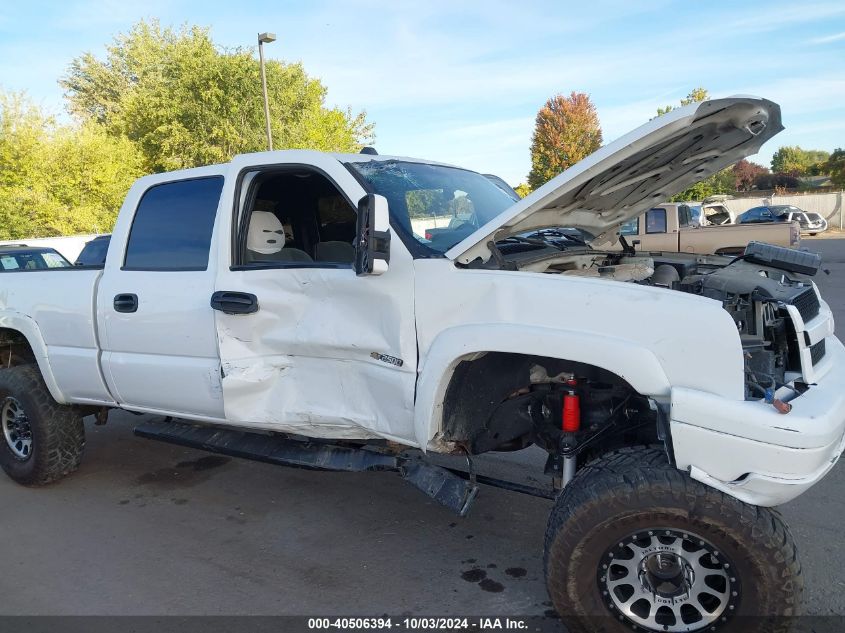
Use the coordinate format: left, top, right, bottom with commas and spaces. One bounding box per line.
810, 339, 826, 365
791, 287, 820, 323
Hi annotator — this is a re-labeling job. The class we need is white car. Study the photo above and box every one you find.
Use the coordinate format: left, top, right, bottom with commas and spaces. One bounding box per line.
0, 96, 840, 632
804, 211, 829, 235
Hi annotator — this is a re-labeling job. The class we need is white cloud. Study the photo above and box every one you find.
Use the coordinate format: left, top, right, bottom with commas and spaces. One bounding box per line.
811, 31, 845, 44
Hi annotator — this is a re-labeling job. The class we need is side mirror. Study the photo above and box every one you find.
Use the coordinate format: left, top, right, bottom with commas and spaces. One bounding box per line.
355, 194, 391, 276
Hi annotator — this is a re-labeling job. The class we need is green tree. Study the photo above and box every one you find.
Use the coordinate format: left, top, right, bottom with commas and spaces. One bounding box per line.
826, 148, 845, 188
527, 92, 602, 189
0, 91, 142, 239
669, 168, 734, 202
656, 87, 709, 117
514, 183, 531, 198
61, 20, 374, 172
770, 146, 830, 176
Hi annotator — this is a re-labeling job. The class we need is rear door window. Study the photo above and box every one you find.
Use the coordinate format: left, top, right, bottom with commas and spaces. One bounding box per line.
645, 208, 667, 234
124, 177, 224, 271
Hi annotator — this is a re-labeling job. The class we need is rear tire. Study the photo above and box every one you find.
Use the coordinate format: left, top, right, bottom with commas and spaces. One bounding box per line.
544, 447, 802, 633
0, 365, 84, 485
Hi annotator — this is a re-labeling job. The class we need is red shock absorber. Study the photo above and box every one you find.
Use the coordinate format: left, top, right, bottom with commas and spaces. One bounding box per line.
562, 378, 581, 432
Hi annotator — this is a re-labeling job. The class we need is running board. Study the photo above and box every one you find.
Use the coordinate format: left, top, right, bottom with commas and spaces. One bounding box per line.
134, 419, 480, 516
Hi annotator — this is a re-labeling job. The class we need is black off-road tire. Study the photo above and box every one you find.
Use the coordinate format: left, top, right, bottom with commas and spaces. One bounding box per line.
0, 364, 84, 485
544, 446, 802, 633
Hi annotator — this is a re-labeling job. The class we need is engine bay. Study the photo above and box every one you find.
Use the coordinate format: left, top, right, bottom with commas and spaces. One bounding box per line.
483, 236, 824, 401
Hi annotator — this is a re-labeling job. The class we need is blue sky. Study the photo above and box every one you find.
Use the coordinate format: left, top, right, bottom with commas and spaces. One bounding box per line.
1, 0, 844, 184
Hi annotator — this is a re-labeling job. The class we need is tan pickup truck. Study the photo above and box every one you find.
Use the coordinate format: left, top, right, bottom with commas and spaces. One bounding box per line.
620, 202, 799, 254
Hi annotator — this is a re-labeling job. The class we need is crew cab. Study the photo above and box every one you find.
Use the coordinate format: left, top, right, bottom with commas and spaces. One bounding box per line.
1, 96, 841, 632
619, 201, 798, 254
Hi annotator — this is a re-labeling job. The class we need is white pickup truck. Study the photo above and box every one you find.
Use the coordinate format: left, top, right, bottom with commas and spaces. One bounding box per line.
1, 96, 841, 632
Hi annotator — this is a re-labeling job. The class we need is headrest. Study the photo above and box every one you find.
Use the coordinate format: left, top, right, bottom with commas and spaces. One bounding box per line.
247, 211, 285, 254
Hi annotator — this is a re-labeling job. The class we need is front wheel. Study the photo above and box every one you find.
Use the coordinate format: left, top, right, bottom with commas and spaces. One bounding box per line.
0, 365, 84, 485
544, 447, 802, 633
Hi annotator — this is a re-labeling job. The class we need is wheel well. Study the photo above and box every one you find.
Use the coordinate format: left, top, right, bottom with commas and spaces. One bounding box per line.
0, 328, 36, 368
441, 352, 662, 458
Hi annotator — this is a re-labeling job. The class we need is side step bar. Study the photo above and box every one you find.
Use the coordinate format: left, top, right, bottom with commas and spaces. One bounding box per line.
135, 419, 482, 515
134, 419, 554, 516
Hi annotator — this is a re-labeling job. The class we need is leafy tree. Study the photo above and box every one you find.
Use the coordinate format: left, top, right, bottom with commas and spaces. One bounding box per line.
825, 148, 845, 188
406, 189, 446, 219
732, 159, 768, 191
656, 88, 709, 117
669, 168, 733, 202
770, 146, 830, 176
514, 183, 531, 198
527, 92, 602, 189
681, 88, 709, 106
754, 172, 800, 191
61, 20, 374, 172
0, 91, 142, 239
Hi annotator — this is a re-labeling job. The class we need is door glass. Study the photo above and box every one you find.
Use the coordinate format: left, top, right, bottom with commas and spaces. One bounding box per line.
619, 218, 639, 236
124, 177, 224, 271
645, 208, 667, 234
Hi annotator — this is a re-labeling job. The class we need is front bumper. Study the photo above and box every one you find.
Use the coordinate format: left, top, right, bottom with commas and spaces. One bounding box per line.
670, 334, 845, 507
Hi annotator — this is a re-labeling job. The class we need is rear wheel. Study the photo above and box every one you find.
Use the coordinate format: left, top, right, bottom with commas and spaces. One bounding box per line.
0, 365, 84, 485
544, 447, 802, 633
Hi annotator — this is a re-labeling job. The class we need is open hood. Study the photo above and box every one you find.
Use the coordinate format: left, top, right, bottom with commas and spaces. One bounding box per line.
446, 96, 783, 264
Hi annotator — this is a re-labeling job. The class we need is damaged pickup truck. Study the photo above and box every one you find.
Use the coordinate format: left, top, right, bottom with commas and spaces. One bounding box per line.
1, 96, 841, 632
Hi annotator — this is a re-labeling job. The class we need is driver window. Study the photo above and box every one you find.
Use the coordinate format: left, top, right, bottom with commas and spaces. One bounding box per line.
236, 170, 357, 267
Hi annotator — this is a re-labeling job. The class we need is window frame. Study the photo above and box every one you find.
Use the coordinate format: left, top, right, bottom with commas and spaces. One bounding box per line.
644, 208, 668, 234
121, 175, 224, 272
618, 217, 640, 237
229, 164, 359, 272
677, 204, 692, 228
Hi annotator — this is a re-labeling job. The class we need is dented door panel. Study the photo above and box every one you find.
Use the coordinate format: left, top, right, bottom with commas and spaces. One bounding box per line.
212, 153, 418, 443
215, 261, 418, 442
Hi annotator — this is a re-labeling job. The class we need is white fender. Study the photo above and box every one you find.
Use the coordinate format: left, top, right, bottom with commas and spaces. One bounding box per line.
0, 311, 67, 403
413, 323, 671, 450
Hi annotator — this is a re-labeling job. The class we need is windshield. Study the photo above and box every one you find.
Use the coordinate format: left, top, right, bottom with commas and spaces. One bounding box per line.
0, 249, 70, 271
347, 160, 516, 254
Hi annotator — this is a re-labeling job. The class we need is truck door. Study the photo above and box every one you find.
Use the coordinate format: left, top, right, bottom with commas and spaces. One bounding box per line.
211, 156, 418, 445
96, 170, 227, 419
635, 207, 678, 251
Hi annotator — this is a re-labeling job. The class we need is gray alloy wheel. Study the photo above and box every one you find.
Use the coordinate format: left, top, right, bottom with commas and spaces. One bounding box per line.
1, 396, 33, 460
599, 527, 738, 631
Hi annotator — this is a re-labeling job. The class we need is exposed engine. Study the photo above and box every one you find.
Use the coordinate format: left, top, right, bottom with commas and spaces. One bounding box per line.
495, 238, 824, 401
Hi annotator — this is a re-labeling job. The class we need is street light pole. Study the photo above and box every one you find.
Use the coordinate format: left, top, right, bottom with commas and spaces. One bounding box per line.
257, 32, 276, 151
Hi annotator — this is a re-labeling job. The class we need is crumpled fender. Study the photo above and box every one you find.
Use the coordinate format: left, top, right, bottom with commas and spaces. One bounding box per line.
0, 311, 66, 403
413, 323, 671, 450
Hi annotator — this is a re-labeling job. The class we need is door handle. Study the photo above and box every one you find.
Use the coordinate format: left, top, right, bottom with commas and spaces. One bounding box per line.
113, 293, 138, 313
210, 291, 259, 315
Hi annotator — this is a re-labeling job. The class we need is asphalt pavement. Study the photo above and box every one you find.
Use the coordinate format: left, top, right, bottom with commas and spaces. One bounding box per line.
0, 239, 843, 618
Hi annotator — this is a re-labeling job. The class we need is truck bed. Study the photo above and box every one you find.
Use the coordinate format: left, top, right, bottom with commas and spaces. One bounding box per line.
0, 268, 111, 403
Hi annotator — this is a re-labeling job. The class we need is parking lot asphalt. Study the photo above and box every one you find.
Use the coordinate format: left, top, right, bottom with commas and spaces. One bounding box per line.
1, 239, 843, 618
